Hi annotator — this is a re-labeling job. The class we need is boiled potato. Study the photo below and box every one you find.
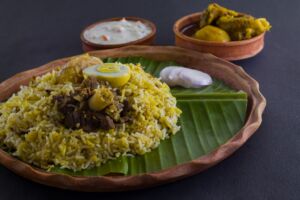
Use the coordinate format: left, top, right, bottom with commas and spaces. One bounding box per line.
194, 25, 231, 42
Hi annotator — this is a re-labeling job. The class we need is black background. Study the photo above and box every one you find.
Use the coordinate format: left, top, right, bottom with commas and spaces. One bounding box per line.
0, 0, 299, 199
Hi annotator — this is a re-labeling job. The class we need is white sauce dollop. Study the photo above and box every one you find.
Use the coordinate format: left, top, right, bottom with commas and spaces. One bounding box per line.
84, 18, 152, 45
160, 66, 213, 88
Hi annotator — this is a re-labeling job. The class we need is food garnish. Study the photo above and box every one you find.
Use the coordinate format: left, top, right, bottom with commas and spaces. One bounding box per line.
83, 63, 131, 87
58, 54, 103, 84
88, 87, 114, 112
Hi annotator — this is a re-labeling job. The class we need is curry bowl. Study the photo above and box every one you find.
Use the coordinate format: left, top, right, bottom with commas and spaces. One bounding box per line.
173, 12, 266, 61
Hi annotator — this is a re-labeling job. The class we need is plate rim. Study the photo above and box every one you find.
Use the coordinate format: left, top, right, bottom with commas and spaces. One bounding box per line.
0, 45, 266, 192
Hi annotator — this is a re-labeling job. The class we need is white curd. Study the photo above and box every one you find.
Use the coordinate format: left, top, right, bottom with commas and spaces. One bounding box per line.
84, 18, 152, 45
160, 66, 213, 88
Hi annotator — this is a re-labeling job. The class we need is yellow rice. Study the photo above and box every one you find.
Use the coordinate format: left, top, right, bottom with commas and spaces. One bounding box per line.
0, 54, 181, 171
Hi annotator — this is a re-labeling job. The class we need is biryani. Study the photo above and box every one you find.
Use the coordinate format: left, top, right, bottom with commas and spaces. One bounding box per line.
0, 54, 181, 171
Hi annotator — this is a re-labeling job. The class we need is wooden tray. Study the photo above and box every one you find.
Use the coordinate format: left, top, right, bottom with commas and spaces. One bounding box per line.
0, 46, 266, 191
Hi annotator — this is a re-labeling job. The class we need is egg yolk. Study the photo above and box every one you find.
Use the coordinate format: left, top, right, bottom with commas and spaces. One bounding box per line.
83, 63, 131, 87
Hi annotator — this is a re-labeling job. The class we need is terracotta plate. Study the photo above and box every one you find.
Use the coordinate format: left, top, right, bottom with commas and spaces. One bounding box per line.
0, 46, 266, 191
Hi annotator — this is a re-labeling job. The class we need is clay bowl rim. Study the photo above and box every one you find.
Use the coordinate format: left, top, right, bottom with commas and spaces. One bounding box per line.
173, 12, 265, 47
80, 16, 157, 49
0, 45, 266, 192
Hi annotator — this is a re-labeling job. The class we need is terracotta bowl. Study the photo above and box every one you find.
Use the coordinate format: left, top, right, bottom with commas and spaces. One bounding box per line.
0, 46, 266, 192
173, 12, 266, 61
81, 17, 156, 52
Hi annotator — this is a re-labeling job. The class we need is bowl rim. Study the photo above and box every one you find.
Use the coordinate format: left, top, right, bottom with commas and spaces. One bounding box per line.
80, 16, 157, 48
0, 46, 266, 192
173, 12, 265, 47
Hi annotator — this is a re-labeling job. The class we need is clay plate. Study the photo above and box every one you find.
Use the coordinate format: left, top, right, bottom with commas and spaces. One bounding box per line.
81, 17, 156, 52
174, 12, 266, 61
0, 46, 266, 192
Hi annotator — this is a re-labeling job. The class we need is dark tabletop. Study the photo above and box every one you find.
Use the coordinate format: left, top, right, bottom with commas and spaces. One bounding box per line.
0, 0, 299, 199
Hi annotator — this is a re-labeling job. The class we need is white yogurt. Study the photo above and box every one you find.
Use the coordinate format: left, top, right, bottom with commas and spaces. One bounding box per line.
84, 18, 152, 45
160, 66, 213, 88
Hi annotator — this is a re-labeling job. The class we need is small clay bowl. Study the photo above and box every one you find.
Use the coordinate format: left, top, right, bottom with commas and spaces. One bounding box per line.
173, 12, 266, 61
81, 17, 156, 52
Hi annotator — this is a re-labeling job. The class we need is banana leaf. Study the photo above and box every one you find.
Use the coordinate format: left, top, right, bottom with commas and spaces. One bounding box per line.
51, 57, 247, 176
